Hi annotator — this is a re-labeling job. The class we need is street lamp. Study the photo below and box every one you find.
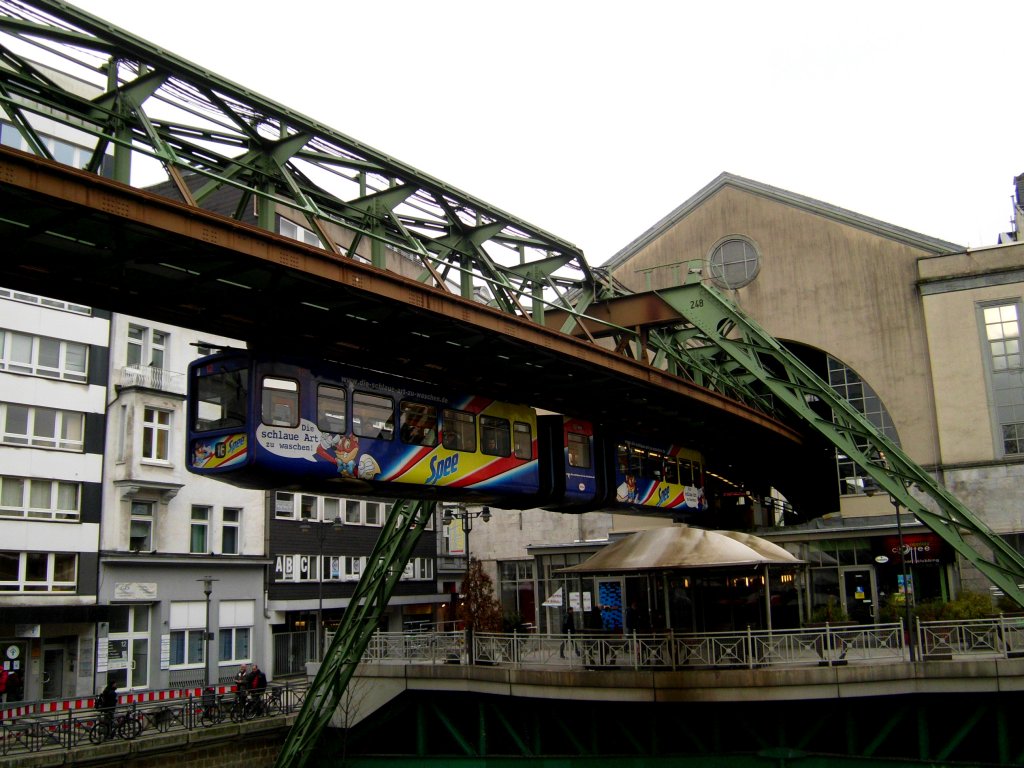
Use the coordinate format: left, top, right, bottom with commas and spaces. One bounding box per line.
889, 494, 916, 661
198, 577, 218, 686
442, 504, 491, 639
442, 503, 491, 576
300, 516, 344, 660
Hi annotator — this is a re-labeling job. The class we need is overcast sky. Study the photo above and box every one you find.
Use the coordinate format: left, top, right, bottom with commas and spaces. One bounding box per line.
72, 0, 1023, 264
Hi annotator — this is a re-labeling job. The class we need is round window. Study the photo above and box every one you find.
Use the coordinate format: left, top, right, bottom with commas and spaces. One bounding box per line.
708, 237, 760, 289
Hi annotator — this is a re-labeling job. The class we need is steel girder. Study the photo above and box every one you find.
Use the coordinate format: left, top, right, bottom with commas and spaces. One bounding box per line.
275, 499, 434, 768
0, 1, 595, 325
323, 689, 1024, 766
653, 278, 1024, 608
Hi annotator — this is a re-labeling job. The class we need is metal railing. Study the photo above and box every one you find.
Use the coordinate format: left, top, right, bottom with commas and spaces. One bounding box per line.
116, 365, 185, 394
916, 615, 1024, 659
0, 681, 308, 757
348, 617, 1024, 671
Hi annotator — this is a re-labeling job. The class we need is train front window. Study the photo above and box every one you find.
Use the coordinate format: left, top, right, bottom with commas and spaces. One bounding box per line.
353, 392, 394, 440
480, 415, 511, 457
400, 401, 438, 446
441, 409, 476, 452
513, 422, 533, 460
194, 368, 247, 432
262, 377, 298, 427
317, 385, 347, 433
567, 432, 590, 468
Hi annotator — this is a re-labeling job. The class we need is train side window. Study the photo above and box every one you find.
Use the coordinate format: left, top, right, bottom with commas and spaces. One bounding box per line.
480, 415, 511, 457
262, 377, 298, 427
441, 409, 476, 452
679, 459, 693, 485
317, 385, 347, 434
194, 368, 247, 431
663, 459, 679, 484
399, 401, 438, 446
641, 451, 662, 481
567, 432, 590, 468
513, 422, 533, 460
353, 392, 395, 440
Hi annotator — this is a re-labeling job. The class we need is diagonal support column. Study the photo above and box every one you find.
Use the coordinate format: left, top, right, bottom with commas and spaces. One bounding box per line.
657, 278, 1024, 608
274, 499, 434, 768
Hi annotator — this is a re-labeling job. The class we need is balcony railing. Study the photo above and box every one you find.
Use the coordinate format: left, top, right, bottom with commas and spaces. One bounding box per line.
116, 365, 185, 395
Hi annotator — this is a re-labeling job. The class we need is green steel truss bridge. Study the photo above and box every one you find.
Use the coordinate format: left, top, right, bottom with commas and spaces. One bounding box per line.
1, 3, 1023, 766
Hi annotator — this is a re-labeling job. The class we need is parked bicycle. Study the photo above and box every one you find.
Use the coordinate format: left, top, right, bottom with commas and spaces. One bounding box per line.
87, 706, 144, 744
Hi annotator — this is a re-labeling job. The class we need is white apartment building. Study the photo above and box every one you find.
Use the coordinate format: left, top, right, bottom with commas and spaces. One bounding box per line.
0, 289, 109, 701
98, 315, 267, 692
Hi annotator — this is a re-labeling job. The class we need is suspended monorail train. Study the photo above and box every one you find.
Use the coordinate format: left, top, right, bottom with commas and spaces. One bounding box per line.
186, 349, 708, 515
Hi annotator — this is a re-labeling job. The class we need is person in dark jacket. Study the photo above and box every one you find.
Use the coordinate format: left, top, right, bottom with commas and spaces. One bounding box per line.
97, 680, 118, 725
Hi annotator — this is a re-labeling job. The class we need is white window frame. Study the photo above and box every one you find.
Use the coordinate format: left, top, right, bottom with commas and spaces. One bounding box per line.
169, 601, 206, 669
0, 402, 84, 451
0, 287, 90, 315
190, 505, 210, 554
0, 475, 80, 521
0, 551, 77, 592
142, 407, 171, 462
130, 500, 154, 552
127, 324, 168, 369
345, 499, 362, 525
275, 491, 295, 519
222, 508, 240, 555
0, 329, 88, 382
218, 600, 254, 666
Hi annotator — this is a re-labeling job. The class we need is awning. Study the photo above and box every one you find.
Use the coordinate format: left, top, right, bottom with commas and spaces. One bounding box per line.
558, 526, 802, 574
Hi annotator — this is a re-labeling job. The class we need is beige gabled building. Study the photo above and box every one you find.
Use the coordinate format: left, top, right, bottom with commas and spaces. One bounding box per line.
597, 172, 1024, 613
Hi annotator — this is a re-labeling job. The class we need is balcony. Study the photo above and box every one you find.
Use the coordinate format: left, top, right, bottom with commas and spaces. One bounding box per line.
116, 365, 185, 395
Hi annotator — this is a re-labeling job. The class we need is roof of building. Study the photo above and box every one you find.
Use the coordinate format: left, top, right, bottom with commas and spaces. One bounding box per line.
558, 525, 801, 574
600, 172, 964, 271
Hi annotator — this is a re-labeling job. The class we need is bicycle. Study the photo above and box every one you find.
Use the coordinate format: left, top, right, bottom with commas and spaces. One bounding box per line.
227, 691, 260, 722
199, 690, 225, 727
87, 707, 143, 744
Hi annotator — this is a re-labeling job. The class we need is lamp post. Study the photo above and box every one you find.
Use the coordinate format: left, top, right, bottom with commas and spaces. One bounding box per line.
301, 516, 344, 660
889, 494, 916, 661
198, 577, 217, 686
442, 503, 491, 575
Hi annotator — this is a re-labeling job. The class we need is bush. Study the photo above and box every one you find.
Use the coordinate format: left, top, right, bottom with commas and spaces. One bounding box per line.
810, 596, 849, 623
914, 591, 994, 622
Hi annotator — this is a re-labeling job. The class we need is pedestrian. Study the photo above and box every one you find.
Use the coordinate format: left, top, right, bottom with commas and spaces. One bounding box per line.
234, 663, 249, 704
0, 666, 8, 704
249, 663, 268, 714
97, 680, 117, 725
559, 607, 579, 658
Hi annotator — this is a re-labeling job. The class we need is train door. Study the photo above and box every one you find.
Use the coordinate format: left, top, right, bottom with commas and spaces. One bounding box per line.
840, 566, 877, 624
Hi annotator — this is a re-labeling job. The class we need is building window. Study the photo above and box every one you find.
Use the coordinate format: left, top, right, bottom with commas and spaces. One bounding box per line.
0, 287, 90, 315
707, 236, 761, 290
345, 499, 361, 525
499, 560, 535, 621
0, 403, 84, 451
300, 495, 317, 521
142, 408, 171, 461
127, 325, 167, 369
190, 506, 210, 554
279, 217, 323, 248
275, 492, 295, 518
222, 508, 240, 555
827, 357, 901, 495
981, 302, 1024, 456
0, 551, 77, 592
0, 329, 88, 382
218, 600, 254, 665
365, 501, 381, 526
169, 601, 206, 667
130, 501, 153, 551
0, 475, 80, 521
323, 497, 341, 523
